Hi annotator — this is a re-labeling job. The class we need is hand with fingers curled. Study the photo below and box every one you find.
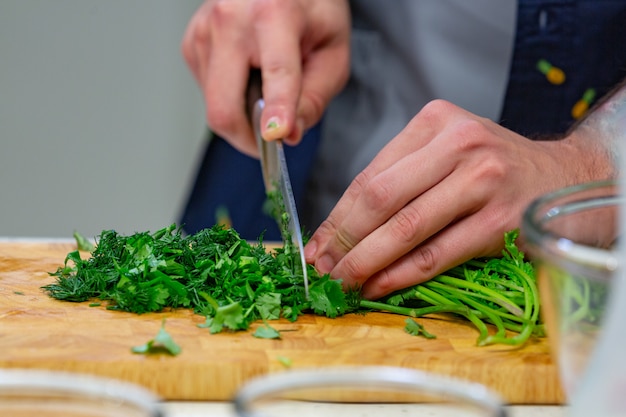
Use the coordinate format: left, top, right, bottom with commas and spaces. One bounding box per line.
181, 0, 351, 157
304, 95, 623, 300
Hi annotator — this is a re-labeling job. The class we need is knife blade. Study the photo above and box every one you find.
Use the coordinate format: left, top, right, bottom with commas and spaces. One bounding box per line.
247, 71, 310, 299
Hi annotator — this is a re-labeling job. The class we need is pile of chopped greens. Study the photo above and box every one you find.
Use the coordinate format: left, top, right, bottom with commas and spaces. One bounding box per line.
44, 224, 542, 346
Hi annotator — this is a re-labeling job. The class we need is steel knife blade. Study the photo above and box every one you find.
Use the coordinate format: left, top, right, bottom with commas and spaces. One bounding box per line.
247, 71, 309, 299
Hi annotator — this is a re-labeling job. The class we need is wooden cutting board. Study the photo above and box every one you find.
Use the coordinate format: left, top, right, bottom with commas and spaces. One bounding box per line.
0, 241, 565, 404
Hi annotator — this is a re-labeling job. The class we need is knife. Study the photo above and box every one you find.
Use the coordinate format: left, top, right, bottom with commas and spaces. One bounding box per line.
247, 70, 310, 299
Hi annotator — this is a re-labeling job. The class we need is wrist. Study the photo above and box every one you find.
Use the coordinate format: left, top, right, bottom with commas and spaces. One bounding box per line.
566, 79, 626, 178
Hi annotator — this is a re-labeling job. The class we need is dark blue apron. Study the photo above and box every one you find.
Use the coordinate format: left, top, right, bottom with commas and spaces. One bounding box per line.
500, 0, 626, 135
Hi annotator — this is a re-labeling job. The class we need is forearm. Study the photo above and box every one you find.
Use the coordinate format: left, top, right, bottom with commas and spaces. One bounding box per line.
566, 78, 626, 178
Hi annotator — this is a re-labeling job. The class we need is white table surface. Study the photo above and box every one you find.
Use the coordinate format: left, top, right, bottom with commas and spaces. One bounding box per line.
161, 402, 568, 417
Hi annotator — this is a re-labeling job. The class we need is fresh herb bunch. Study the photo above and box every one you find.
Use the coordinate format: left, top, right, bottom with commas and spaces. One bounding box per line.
45, 225, 541, 346
364, 230, 542, 346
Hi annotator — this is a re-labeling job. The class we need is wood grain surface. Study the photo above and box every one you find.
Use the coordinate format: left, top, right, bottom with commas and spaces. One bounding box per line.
0, 242, 565, 404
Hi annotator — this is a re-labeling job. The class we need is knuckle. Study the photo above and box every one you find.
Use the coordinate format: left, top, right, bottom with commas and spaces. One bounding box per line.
250, 0, 296, 13
369, 269, 396, 297
350, 170, 369, 190
338, 253, 368, 283
205, 104, 236, 135
191, 16, 212, 43
344, 169, 374, 202
410, 244, 440, 278
451, 119, 490, 150
315, 218, 337, 237
457, 144, 509, 186
407, 99, 457, 134
446, 120, 511, 184
180, 24, 199, 60
424, 98, 455, 113
250, 0, 294, 20
208, 1, 240, 29
388, 205, 423, 244
187, 1, 244, 53
418, 99, 456, 120
361, 175, 395, 211
263, 61, 297, 79
475, 154, 508, 183
180, 41, 194, 64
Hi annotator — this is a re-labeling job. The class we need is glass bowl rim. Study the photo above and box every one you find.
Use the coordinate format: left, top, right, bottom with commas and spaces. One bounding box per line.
0, 369, 164, 416
522, 179, 620, 277
233, 366, 506, 417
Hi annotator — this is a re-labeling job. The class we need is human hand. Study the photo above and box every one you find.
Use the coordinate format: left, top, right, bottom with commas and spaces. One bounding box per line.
181, 0, 351, 157
304, 99, 615, 300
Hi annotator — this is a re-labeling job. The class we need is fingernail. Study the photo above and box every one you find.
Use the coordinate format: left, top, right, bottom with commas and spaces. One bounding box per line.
316, 254, 335, 274
265, 116, 282, 132
304, 240, 317, 261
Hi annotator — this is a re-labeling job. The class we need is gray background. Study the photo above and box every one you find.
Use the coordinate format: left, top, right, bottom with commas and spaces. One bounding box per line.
1, 0, 208, 238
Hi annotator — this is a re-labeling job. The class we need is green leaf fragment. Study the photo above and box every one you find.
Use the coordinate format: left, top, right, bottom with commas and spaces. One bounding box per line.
73, 231, 95, 252
255, 293, 282, 320
308, 275, 347, 318
132, 320, 181, 356
276, 355, 292, 368
213, 302, 245, 332
253, 323, 281, 339
404, 318, 436, 339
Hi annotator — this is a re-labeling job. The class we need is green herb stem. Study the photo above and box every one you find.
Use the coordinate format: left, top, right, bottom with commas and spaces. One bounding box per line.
360, 300, 489, 343
430, 276, 524, 317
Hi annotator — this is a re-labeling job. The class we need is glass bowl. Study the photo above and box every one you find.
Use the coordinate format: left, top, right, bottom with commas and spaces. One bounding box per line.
522, 180, 620, 399
233, 366, 507, 417
0, 369, 165, 417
